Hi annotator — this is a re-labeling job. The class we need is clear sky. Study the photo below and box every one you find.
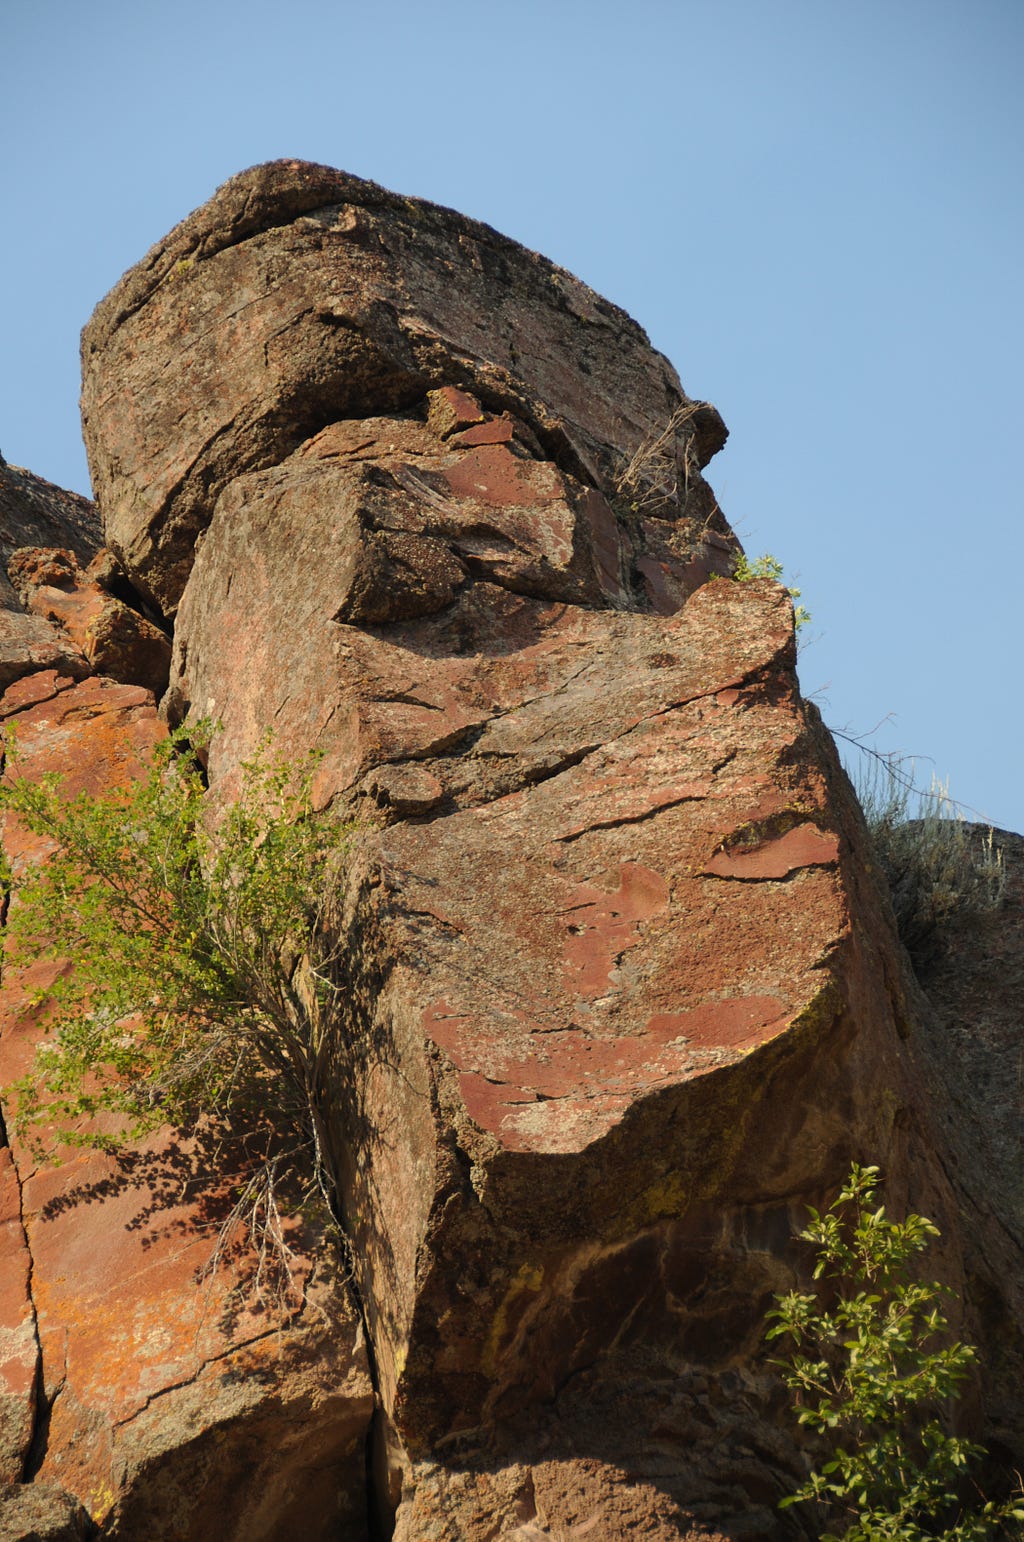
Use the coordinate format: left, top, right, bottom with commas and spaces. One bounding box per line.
4, 0, 1022, 833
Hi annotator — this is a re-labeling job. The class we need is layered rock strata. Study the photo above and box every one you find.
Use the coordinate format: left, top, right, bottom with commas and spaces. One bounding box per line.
0, 160, 1013, 1536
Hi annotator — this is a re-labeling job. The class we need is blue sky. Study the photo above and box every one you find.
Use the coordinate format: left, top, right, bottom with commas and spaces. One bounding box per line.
4, 0, 1022, 832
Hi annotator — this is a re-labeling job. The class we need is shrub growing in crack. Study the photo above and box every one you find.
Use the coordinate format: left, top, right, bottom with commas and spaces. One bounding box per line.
0, 725, 356, 1302
852, 753, 1005, 968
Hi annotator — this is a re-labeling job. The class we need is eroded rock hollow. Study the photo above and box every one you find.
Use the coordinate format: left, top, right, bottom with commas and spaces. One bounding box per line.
0, 161, 1019, 1540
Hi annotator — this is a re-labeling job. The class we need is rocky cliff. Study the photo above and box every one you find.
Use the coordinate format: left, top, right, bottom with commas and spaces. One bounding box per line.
0, 161, 1019, 1540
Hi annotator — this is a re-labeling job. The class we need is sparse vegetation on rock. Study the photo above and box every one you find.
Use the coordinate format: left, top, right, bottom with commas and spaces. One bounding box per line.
611, 399, 712, 517
732, 550, 811, 631
855, 756, 1005, 967
0, 725, 354, 1295
768, 1163, 1024, 1540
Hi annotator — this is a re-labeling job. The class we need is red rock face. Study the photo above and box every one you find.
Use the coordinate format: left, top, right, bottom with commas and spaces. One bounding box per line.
4, 159, 1002, 1537
7, 547, 172, 696
0, 464, 103, 697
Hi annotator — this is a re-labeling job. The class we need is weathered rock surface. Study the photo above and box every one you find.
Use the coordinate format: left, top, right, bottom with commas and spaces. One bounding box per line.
2, 158, 1017, 1536
0, 463, 102, 693
7, 547, 171, 696
81, 160, 730, 618
0, 1480, 92, 1541
0, 462, 100, 572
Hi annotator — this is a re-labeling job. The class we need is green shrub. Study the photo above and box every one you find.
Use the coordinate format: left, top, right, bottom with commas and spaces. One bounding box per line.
0, 726, 354, 1293
732, 550, 811, 631
855, 759, 1004, 967
768, 1164, 1023, 1540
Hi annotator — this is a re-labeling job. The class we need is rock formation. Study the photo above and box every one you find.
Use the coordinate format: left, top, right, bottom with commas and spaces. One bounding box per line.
0, 161, 1019, 1539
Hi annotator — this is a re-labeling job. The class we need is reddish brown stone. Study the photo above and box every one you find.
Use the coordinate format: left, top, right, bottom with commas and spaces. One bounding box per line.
0, 467, 103, 696
703, 822, 840, 880
427, 385, 487, 437
452, 415, 515, 447
0, 1148, 37, 1486
81, 161, 726, 615
0, 611, 89, 694
0, 464, 100, 573
8, 547, 171, 696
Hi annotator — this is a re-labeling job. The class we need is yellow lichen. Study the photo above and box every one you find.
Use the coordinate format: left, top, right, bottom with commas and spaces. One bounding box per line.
482, 1261, 544, 1377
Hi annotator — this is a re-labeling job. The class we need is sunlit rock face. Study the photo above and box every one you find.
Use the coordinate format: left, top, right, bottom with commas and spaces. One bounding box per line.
0, 160, 1005, 1537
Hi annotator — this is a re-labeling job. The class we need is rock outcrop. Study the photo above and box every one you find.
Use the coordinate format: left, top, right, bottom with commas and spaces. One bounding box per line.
0, 463, 102, 693
79, 160, 730, 622
0, 160, 1018, 1538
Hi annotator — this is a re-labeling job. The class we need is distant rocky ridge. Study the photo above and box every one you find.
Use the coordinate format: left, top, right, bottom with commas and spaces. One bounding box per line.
0, 161, 1018, 1540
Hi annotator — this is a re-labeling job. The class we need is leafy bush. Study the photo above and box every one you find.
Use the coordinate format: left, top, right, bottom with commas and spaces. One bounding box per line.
768, 1164, 1023, 1540
732, 550, 811, 631
0, 726, 354, 1290
855, 758, 1004, 967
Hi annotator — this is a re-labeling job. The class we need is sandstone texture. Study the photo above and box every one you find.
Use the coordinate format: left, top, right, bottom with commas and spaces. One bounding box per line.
0, 463, 102, 693
0, 160, 1017, 1537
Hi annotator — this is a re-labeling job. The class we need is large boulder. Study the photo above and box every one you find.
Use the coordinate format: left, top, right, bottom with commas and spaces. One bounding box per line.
81, 161, 729, 620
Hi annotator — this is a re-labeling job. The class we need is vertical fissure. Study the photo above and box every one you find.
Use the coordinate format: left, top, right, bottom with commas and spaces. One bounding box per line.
0, 732, 54, 1487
